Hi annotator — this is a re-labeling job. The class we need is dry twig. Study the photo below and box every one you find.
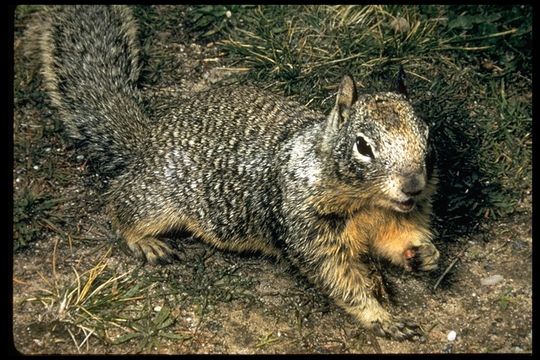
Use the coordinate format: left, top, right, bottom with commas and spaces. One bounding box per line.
433, 248, 467, 290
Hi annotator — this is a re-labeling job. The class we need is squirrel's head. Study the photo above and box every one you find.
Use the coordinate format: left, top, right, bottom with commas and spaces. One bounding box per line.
321, 70, 436, 213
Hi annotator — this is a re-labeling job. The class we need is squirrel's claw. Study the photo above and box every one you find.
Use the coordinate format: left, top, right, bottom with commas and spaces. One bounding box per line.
371, 318, 424, 341
128, 237, 179, 265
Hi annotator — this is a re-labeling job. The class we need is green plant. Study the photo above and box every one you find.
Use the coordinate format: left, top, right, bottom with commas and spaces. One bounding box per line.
186, 5, 255, 40
255, 331, 280, 349
13, 186, 62, 251
445, 5, 532, 76
114, 305, 189, 352
28, 249, 150, 351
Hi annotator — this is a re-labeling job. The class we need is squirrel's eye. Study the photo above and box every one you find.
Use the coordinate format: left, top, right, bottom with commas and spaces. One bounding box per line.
356, 136, 374, 159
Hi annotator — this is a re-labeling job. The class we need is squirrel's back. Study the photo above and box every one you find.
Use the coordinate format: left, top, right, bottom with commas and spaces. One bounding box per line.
111, 84, 326, 252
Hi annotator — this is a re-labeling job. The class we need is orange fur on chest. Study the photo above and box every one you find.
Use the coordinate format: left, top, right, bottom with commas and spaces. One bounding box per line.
339, 207, 431, 259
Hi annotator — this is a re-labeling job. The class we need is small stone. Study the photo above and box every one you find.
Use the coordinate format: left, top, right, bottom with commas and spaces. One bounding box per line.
481, 274, 504, 286
33, 165, 39, 170
153, 305, 162, 312
76, 154, 85, 160
447, 330, 457, 341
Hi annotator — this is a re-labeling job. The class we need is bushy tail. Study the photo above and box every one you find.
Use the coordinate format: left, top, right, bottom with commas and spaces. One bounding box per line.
40, 5, 148, 175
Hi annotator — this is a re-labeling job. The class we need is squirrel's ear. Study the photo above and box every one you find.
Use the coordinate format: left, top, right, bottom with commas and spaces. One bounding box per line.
337, 75, 357, 110
328, 75, 358, 129
395, 65, 409, 97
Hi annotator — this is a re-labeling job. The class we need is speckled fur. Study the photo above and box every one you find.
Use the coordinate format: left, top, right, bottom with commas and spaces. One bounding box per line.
40, 5, 439, 340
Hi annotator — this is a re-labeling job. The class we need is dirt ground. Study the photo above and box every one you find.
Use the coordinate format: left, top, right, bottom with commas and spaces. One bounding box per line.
12, 6, 532, 354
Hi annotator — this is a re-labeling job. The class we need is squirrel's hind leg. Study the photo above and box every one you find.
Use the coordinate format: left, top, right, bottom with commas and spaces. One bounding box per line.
118, 217, 183, 265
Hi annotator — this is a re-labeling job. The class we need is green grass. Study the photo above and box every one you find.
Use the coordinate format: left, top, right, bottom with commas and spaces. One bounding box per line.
13, 185, 67, 251
27, 249, 157, 352
113, 304, 189, 352
185, 4, 532, 233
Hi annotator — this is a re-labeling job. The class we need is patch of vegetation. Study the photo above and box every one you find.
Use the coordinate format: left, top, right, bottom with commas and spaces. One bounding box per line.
27, 249, 152, 352
186, 5, 255, 40
444, 5, 531, 76
114, 305, 189, 352
13, 185, 62, 251
256, 331, 281, 349
497, 286, 519, 311
185, 5, 532, 233
14, 5, 41, 24
166, 249, 259, 313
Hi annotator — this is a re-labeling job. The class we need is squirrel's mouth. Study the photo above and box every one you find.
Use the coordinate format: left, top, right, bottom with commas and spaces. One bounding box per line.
393, 199, 415, 212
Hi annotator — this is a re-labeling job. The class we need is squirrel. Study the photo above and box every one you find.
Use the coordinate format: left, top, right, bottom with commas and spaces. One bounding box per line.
39, 5, 439, 341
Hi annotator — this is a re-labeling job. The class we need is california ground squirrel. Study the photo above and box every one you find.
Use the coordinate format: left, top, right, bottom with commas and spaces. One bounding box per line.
39, 5, 439, 341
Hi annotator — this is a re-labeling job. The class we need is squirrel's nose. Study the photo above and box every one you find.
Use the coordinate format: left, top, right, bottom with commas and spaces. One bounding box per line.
401, 172, 426, 197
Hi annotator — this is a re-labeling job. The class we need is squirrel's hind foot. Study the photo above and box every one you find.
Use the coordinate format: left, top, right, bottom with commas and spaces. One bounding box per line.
127, 236, 179, 265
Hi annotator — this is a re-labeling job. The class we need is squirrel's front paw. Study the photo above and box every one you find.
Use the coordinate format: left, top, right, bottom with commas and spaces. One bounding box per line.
371, 317, 424, 341
404, 242, 439, 271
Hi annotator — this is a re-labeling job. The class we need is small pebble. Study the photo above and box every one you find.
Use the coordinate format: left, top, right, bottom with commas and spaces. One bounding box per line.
481, 274, 504, 286
153, 305, 162, 312
447, 330, 457, 341
76, 154, 85, 160
33, 165, 39, 170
